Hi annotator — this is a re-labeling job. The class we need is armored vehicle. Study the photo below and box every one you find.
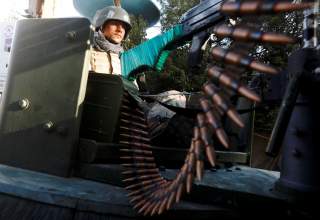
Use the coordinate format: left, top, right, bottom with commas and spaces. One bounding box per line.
0, 0, 319, 219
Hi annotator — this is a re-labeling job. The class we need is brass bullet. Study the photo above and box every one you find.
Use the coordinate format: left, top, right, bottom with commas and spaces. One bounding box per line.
194, 139, 204, 160
203, 83, 228, 112
119, 126, 149, 136
184, 154, 190, 164
207, 66, 261, 102
151, 202, 161, 216
173, 172, 182, 187
205, 109, 221, 130
120, 119, 148, 129
238, 86, 261, 102
227, 109, 244, 128
261, 32, 295, 44
175, 184, 184, 203
121, 107, 145, 117
221, 1, 313, 15
129, 181, 167, 199
203, 81, 217, 97
197, 113, 206, 127
133, 199, 147, 210
166, 190, 176, 210
250, 60, 278, 74
187, 152, 195, 170
205, 145, 216, 167
214, 24, 295, 44
120, 149, 153, 155
144, 201, 157, 216
193, 126, 201, 140
216, 128, 230, 148
138, 200, 152, 214
119, 141, 151, 149
125, 177, 163, 190
127, 180, 166, 197
180, 163, 188, 177
120, 133, 151, 143
189, 139, 196, 153
196, 160, 204, 181
158, 197, 169, 215
199, 98, 212, 113
150, 183, 167, 199
120, 156, 154, 162
211, 89, 229, 112
273, 2, 314, 13
123, 174, 160, 183
122, 163, 157, 168
195, 139, 204, 161
200, 126, 213, 146
204, 83, 244, 127
128, 190, 145, 198
211, 47, 278, 74
121, 98, 131, 105
130, 194, 143, 204
186, 173, 193, 193
121, 112, 146, 123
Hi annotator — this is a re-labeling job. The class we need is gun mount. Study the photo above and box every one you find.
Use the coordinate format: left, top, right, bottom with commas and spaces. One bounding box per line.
0, 0, 319, 219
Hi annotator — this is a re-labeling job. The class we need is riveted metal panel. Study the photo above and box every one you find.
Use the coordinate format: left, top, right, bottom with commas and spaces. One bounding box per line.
0, 18, 91, 177
80, 73, 123, 143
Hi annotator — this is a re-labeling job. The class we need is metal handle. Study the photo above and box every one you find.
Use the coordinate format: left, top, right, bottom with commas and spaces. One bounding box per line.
265, 74, 301, 157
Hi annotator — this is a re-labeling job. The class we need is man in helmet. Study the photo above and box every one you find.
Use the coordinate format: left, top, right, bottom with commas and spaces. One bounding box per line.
90, 5, 131, 76
89, 5, 187, 144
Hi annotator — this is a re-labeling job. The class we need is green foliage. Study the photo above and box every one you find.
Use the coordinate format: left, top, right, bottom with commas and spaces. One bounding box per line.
252, 12, 304, 136
254, 12, 303, 69
146, 0, 203, 93
158, 0, 198, 31
123, 15, 148, 50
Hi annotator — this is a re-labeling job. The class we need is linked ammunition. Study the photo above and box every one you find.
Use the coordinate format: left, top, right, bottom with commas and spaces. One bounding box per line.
214, 24, 295, 44
211, 47, 278, 74
221, 1, 313, 15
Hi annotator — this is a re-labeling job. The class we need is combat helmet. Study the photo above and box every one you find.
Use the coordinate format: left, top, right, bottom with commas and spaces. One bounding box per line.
92, 5, 132, 38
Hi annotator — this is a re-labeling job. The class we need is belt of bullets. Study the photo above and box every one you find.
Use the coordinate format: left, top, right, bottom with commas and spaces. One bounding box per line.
119, 0, 315, 216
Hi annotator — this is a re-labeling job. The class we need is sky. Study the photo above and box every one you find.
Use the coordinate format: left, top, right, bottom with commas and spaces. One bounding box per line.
0, 0, 161, 38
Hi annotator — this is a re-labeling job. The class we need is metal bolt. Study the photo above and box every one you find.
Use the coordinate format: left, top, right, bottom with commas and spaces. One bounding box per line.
18, 98, 30, 110
43, 121, 54, 132
66, 31, 77, 41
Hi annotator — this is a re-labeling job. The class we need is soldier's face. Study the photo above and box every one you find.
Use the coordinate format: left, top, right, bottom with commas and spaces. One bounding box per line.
102, 20, 126, 44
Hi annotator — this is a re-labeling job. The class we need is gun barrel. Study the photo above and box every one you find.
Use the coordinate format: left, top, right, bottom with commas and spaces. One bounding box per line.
180, 0, 224, 36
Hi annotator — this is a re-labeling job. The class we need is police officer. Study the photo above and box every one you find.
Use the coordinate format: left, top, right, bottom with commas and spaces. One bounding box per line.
90, 5, 131, 75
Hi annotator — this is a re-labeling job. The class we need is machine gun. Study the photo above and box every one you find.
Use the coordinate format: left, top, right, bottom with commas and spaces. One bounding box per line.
117, 0, 318, 217
121, 0, 310, 79
0, 0, 318, 219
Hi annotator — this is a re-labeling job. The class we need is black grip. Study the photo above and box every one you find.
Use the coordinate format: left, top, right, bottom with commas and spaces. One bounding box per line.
187, 31, 210, 77
265, 74, 301, 157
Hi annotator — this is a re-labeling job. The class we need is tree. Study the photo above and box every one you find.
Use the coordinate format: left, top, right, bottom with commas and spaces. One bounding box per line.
146, 0, 202, 93
123, 15, 148, 50
252, 12, 304, 136
153, 1, 306, 138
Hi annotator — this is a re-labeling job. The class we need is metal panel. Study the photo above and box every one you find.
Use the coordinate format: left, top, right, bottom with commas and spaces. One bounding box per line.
80, 74, 123, 143
0, 18, 91, 177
